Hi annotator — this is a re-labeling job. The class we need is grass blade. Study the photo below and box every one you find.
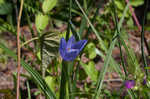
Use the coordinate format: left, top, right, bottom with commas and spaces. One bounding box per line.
141, 0, 149, 76
26, 81, 31, 99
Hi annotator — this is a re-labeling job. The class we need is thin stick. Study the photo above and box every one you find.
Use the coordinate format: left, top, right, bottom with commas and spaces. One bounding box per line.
16, 0, 24, 99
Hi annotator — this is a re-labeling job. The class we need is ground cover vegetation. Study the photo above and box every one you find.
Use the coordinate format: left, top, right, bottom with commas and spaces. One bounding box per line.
0, 0, 150, 98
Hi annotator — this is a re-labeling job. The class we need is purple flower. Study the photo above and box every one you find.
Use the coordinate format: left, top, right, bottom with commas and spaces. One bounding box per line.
124, 80, 135, 89
59, 35, 87, 61
143, 79, 147, 85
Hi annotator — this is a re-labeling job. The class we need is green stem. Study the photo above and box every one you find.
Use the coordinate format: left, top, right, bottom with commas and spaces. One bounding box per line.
68, 62, 75, 99
59, 61, 69, 99
112, 0, 128, 77
118, 40, 128, 76
26, 81, 31, 99
141, 0, 149, 76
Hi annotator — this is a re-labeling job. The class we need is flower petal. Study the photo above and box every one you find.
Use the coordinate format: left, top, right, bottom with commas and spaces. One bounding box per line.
59, 38, 67, 58
63, 49, 79, 61
124, 80, 135, 89
67, 35, 76, 49
143, 79, 147, 85
71, 40, 87, 51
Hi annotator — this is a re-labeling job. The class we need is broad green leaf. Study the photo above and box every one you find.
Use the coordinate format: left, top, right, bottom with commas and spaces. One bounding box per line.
115, 1, 124, 10
0, 0, 4, 4
127, 17, 134, 27
45, 76, 55, 93
0, 2, 12, 15
42, 0, 57, 13
85, 43, 96, 59
35, 14, 49, 33
37, 51, 41, 61
80, 61, 98, 81
130, 0, 144, 7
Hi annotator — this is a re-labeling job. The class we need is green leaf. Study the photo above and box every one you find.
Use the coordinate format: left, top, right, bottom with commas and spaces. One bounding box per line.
0, 2, 12, 15
0, 0, 4, 4
127, 17, 134, 27
0, 43, 56, 99
26, 81, 31, 99
86, 43, 96, 59
45, 76, 55, 93
115, 1, 124, 10
80, 61, 98, 81
37, 51, 41, 61
42, 0, 57, 13
35, 14, 49, 33
130, 0, 144, 7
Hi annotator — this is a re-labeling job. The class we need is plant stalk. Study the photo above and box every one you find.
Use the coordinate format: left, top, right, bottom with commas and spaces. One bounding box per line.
16, 0, 24, 99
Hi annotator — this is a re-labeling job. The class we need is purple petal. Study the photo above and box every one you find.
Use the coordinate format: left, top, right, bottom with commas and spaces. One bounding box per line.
143, 79, 147, 85
124, 80, 135, 89
59, 38, 67, 58
63, 49, 79, 61
67, 35, 76, 49
71, 40, 87, 51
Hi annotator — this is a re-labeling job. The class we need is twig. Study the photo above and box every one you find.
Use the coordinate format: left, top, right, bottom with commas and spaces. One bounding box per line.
16, 0, 24, 99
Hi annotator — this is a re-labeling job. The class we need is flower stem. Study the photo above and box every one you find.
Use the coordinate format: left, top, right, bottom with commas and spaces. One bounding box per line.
59, 61, 69, 99
141, 0, 149, 76
112, 0, 128, 77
